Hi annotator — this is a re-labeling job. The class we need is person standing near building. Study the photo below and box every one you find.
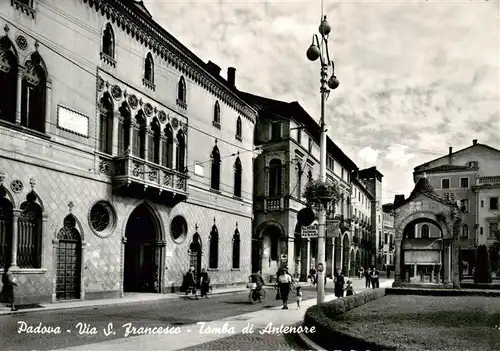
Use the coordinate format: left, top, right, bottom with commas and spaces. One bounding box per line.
1, 263, 18, 311
365, 267, 372, 288
334, 269, 345, 298
277, 268, 293, 310
370, 267, 380, 288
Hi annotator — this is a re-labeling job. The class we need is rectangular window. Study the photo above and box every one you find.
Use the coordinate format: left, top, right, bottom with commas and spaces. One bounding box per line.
460, 177, 469, 188
271, 122, 282, 140
341, 168, 344, 180
297, 128, 302, 144
481, 200, 484, 208
308, 138, 313, 152
489, 223, 498, 239
490, 197, 499, 210
460, 199, 469, 213
441, 178, 450, 189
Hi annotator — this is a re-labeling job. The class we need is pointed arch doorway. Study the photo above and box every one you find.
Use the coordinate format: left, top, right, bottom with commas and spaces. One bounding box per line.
56, 215, 82, 300
124, 203, 163, 293
189, 233, 202, 285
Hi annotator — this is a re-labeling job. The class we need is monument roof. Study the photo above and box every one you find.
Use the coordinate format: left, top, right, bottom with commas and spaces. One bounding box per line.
394, 176, 455, 209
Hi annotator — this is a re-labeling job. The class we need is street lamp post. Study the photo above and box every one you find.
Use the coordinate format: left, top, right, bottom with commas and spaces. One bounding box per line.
306, 15, 339, 304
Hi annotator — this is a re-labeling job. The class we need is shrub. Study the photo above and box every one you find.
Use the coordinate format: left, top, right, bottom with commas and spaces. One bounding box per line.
489, 242, 500, 273
474, 245, 492, 284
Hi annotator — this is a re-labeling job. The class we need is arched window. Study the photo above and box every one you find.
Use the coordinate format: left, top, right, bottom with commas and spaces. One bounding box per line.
213, 101, 220, 127
21, 53, 47, 133
296, 162, 302, 198
176, 131, 186, 172
177, 76, 186, 108
462, 224, 469, 238
162, 125, 174, 168
234, 157, 242, 198
102, 23, 115, 59
210, 145, 221, 191
236, 116, 242, 140
144, 53, 154, 83
268, 159, 282, 197
18, 192, 42, 269
98, 93, 114, 154
232, 230, 240, 269
209, 225, 219, 269
149, 118, 161, 164
307, 169, 313, 183
0, 189, 13, 268
0, 37, 18, 124
421, 224, 430, 239
133, 112, 146, 159
117, 103, 131, 155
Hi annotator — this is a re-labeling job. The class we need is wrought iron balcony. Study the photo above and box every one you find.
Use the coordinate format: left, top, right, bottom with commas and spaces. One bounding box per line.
112, 153, 188, 205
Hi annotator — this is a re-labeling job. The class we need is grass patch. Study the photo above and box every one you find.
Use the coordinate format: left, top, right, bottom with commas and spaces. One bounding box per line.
332, 295, 500, 350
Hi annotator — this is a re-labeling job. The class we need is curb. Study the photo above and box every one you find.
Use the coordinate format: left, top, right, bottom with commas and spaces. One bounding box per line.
0, 288, 249, 317
298, 328, 325, 351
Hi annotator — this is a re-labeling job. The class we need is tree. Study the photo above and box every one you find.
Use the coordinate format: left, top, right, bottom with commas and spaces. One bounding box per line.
474, 244, 492, 284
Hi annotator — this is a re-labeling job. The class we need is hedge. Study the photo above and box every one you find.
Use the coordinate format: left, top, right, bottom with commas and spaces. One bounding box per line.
303, 289, 393, 351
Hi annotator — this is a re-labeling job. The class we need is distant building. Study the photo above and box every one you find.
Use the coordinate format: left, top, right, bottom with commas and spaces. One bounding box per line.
413, 139, 500, 272
382, 203, 395, 267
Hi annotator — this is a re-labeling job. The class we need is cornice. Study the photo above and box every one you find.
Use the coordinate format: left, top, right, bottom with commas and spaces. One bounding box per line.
83, 0, 256, 124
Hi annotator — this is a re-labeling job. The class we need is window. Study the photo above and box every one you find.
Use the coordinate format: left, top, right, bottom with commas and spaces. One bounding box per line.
384, 233, 388, 243
143, 53, 154, 89
441, 178, 450, 189
490, 197, 499, 210
297, 128, 302, 145
481, 200, 484, 208
489, 223, 498, 239
98, 93, 114, 154
307, 169, 313, 183
213, 101, 220, 128
102, 23, 115, 59
133, 113, 146, 158
460, 199, 469, 213
176, 131, 186, 172
460, 177, 469, 188
17, 193, 43, 268
271, 122, 281, 140
176, 76, 187, 109
0, 192, 14, 268
233, 157, 242, 198
480, 227, 483, 235
209, 225, 219, 269
117, 103, 131, 155
236, 116, 242, 140
421, 224, 430, 239
232, 230, 240, 269
341, 168, 344, 180
308, 138, 313, 152
21, 52, 47, 133
268, 159, 283, 196
163, 125, 174, 168
210, 145, 221, 191
296, 162, 302, 199
149, 119, 161, 164
462, 224, 469, 239
0, 37, 18, 124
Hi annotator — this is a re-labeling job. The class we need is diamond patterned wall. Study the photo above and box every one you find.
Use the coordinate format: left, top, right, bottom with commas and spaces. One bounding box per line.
0, 158, 251, 304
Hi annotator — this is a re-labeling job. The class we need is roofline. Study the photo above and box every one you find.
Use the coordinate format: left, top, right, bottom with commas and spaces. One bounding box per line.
414, 143, 500, 170
353, 178, 375, 200
359, 166, 384, 179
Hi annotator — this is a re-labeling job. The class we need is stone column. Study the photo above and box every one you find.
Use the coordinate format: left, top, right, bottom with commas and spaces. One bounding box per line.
112, 111, 120, 155
144, 127, 152, 161
443, 242, 451, 284
15, 69, 23, 124
128, 121, 135, 155
287, 237, 295, 277
330, 240, 336, 278
80, 242, 87, 300
393, 238, 402, 287
11, 210, 21, 267
435, 264, 441, 283
159, 136, 165, 166
172, 141, 178, 170
305, 239, 311, 275
339, 245, 343, 274
44, 80, 52, 133
413, 264, 417, 279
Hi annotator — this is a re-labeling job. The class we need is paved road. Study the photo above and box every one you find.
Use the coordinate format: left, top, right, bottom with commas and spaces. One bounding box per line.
1, 287, 324, 351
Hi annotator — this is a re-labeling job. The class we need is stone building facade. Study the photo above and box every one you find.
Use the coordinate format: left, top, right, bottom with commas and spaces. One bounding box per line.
0, 0, 255, 304
351, 178, 374, 274
381, 204, 395, 267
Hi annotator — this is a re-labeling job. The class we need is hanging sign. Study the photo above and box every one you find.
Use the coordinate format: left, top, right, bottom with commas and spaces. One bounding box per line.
301, 225, 318, 238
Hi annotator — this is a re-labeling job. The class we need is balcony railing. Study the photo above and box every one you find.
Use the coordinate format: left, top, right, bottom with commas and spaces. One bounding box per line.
265, 197, 284, 211
478, 176, 500, 185
112, 154, 189, 201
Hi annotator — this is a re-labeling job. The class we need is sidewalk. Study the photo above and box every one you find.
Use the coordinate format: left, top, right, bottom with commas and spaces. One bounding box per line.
0, 285, 250, 316
58, 278, 394, 351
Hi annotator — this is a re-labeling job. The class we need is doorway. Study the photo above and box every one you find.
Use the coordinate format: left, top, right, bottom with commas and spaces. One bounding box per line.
189, 233, 202, 284
124, 203, 160, 293
56, 215, 82, 300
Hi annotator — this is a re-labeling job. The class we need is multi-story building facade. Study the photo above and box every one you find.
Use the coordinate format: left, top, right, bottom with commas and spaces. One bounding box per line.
381, 203, 395, 267
359, 167, 384, 267
0, 0, 256, 304
240, 92, 380, 281
351, 178, 374, 273
413, 139, 500, 272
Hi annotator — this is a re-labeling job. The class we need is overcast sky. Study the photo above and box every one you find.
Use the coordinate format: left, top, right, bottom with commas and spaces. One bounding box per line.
145, 0, 500, 204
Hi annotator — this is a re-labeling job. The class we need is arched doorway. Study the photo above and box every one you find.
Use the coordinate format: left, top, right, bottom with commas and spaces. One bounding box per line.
260, 223, 284, 278
355, 250, 361, 274
349, 250, 355, 277
56, 215, 82, 300
342, 234, 350, 275
189, 233, 202, 285
124, 203, 161, 293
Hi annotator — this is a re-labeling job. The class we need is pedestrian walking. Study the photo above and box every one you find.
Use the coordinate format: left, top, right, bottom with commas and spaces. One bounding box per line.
345, 280, 356, 296
370, 267, 380, 288
334, 269, 345, 298
296, 286, 303, 309
309, 267, 317, 286
181, 266, 198, 299
277, 267, 293, 309
364, 267, 372, 288
386, 265, 391, 279
200, 268, 210, 298
359, 266, 364, 279
1, 263, 18, 311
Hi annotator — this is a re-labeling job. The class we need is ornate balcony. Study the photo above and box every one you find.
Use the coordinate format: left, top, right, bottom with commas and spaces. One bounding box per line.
478, 176, 500, 185
264, 197, 284, 212
112, 154, 188, 206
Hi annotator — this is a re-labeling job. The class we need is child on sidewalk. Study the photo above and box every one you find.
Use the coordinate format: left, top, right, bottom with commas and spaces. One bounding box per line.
296, 286, 303, 309
345, 280, 355, 296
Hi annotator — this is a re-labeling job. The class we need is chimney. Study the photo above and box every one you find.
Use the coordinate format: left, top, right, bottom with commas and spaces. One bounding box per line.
448, 146, 453, 165
205, 61, 221, 76
227, 67, 236, 87
473, 139, 478, 145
